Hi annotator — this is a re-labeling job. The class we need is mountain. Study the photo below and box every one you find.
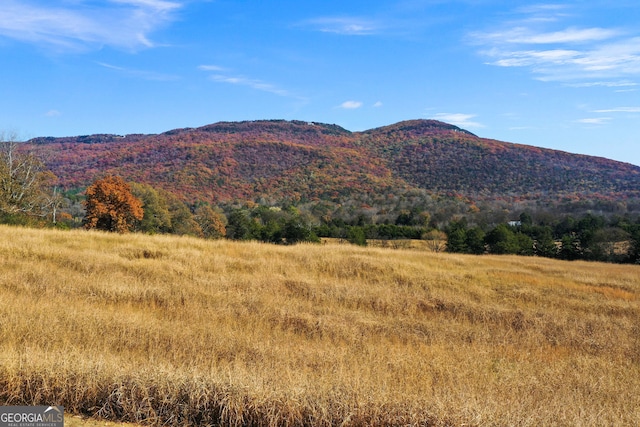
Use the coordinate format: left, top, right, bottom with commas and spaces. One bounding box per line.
26, 119, 640, 204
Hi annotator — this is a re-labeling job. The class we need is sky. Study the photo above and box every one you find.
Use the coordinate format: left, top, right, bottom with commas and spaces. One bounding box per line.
1, 1, 639, 166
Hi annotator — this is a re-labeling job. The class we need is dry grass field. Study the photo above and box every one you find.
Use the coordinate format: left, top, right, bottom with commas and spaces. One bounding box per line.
0, 225, 639, 426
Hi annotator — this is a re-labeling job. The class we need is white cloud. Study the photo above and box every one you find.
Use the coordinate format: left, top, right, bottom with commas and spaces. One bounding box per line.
302, 17, 381, 35
373, 101, 383, 107
488, 48, 580, 67
516, 4, 569, 16
98, 62, 179, 81
0, 0, 182, 52
110, 0, 180, 12
44, 110, 61, 117
472, 6, 640, 83
198, 65, 303, 98
431, 113, 484, 129
566, 81, 638, 88
576, 117, 611, 125
592, 107, 640, 113
198, 65, 227, 72
339, 100, 363, 109
481, 27, 619, 45
199, 66, 301, 99
208, 74, 291, 97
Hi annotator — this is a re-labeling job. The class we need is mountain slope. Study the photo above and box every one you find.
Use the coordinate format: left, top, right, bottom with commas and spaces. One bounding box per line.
360, 120, 640, 199
27, 119, 640, 204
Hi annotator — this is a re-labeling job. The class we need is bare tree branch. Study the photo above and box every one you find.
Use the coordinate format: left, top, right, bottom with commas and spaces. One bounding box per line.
0, 131, 57, 218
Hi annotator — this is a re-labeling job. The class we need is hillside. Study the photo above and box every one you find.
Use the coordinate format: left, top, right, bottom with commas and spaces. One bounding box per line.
1, 226, 639, 426
27, 119, 640, 204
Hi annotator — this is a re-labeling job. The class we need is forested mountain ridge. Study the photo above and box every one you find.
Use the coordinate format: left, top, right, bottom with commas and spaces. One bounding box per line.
360, 120, 640, 199
27, 119, 640, 204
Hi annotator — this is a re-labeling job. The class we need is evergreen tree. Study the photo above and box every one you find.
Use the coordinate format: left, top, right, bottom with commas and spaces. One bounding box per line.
559, 234, 581, 260
226, 209, 254, 240
445, 220, 468, 253
629, 224, 640, 264
532, 226, 558, 258
485, 224, 519, 254
465, 227, 486, 254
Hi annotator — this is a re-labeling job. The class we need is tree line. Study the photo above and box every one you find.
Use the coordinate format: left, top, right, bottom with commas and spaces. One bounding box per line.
1, 135, 639, 264
79, 176, 640, 264
445, 212, 640, 264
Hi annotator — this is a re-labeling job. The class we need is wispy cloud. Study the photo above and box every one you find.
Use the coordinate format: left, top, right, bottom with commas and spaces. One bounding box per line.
576, 117, 611, 125
373, 101, 383, 108
481, 27, 620, 45
516, 4, 569, 15
98, 62, 179, 81
301, 16, 382, 35
0, 0, 182, 52
198, 65, 228, 72
472, 6, 640, 83
430, 113, 484, 129
566, 81, 638, 88
44, 109, 62, 117
110, 0, 180, 12
339, 100, 363, 109
210, 75, 292, 97
200, 66, 299, 98
592, 107, 640, 113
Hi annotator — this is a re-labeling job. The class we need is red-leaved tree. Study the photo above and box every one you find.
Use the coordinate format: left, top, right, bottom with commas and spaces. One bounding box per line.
84, 175, 143, 233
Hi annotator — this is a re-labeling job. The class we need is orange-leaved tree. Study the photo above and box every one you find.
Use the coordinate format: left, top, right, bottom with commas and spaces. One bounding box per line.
84, 175, 143, 233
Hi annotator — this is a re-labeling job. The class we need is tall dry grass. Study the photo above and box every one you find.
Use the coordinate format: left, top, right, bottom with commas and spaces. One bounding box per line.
0, 225, 639, 426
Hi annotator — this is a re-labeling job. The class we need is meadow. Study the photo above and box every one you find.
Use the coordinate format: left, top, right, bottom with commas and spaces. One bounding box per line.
0, 225, 639, 426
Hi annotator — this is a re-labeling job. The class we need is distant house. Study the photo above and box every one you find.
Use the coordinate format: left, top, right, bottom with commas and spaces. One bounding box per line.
508, 221, 522, 227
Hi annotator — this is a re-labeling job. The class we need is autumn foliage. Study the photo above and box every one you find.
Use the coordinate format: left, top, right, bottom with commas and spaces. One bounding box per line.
84, 175, 143, 233
26, 119, 640, 205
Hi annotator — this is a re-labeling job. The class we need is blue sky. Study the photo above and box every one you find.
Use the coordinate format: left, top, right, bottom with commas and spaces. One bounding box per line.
1, 1, 639, 166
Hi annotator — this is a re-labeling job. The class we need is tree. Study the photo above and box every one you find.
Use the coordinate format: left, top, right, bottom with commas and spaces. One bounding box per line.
485, 224, 520, 254
422, 229, 447, 253
195, 205, 226, 239
0, 132, 57, 218
283, 214, 319, 244
84, 176, 144, 233
559, 234, 581, 261
532, 226, 558, 258
226, 209, 254, 240
130, 182, 172, 234
165, 195, 201, 236
514, 233, 534, 256
346, 226, 367, 246
519, 212, 533, 227
588, 227, 631, 263
628, 223, 640, 264
465, 227, 486, 254
395, 210, 413, 226
252, 205, 284, 243
445, 219, 468, 253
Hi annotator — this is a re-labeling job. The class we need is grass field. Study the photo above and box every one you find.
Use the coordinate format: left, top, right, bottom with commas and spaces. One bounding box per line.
65, 415, 140, 427
0, 225, 639, 426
